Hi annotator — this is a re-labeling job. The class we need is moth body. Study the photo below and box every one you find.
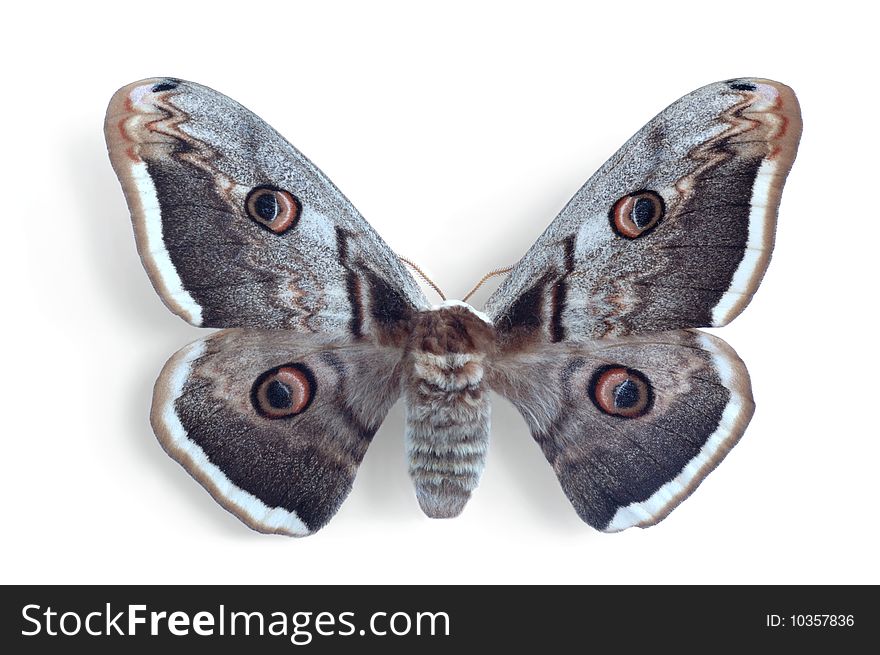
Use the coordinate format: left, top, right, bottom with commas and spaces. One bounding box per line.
404, 301, 495, 517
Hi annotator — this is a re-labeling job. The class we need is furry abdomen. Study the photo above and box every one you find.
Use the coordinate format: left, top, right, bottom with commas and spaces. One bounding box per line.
404, 303, 495, 518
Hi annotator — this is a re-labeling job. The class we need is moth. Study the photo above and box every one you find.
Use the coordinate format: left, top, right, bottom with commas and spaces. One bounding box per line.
105, 77, 800, 536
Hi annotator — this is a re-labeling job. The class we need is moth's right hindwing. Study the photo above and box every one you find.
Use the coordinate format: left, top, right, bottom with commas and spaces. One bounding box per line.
152, 330, 404, 536
105, 77, 426, 334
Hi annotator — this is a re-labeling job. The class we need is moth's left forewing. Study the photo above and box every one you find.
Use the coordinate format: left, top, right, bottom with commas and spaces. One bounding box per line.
486, 79, 802, 341
488, 331, 754, 531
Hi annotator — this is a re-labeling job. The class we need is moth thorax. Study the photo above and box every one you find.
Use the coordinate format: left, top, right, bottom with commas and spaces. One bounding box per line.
404, 303, 495, 518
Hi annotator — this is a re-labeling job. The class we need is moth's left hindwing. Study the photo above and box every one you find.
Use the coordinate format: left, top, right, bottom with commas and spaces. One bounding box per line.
153, 330, 404, 536
105, 78, 426, 333
489, 331, 753, 531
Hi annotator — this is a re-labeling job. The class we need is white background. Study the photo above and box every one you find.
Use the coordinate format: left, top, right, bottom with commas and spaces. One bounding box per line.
2, 0, 878, 585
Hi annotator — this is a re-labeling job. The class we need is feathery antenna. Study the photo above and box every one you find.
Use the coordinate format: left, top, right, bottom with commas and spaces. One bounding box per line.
462, 266, 514, 303
399, 256, 447, 301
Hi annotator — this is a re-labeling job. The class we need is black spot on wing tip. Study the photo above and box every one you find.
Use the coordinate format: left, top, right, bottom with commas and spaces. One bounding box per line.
151, 80, 180, 92
727, 80, 757, 91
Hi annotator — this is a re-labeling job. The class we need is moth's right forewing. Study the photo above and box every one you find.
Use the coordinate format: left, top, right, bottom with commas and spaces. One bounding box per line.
105, 77, 427, 334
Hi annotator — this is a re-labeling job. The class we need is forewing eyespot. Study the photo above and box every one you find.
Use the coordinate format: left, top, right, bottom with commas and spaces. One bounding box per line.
245, 186, 302, 234
609, 190, 665, 239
